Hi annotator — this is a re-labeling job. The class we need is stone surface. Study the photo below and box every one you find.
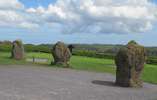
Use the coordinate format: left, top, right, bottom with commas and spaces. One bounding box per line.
52, 41, 71, 67
11, 40, 25, 60
115, 41, 146, 87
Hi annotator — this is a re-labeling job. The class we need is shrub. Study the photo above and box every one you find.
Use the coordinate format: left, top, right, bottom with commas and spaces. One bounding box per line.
146, 56, 157, 65
24, 44, 51, 53
0, 44, 12, 52
72, 50, 115, 59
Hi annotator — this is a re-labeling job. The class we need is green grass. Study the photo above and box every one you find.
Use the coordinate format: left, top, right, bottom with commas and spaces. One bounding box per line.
142, 64, 157, 84
26, 52, 115, 73
0, 52, 157, 84
26, 52, 52, 59
0, 52, 26, 65
71, 56, 115, 73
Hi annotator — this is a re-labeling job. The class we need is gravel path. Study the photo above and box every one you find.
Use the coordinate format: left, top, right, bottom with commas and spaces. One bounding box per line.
0, 65, 156, 100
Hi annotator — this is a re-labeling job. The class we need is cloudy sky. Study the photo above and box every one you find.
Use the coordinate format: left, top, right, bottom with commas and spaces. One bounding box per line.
0, 0, 157, 46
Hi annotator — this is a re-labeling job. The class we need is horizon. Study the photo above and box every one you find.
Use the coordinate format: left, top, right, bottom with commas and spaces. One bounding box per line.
0, 0, 157, 46
1, 39, 157, 47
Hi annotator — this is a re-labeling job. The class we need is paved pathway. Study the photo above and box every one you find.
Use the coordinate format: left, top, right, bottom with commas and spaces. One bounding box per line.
0, 65, 156, 100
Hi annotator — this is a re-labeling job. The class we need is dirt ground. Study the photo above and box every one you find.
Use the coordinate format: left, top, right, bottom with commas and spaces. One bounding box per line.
0, 65, 156, 100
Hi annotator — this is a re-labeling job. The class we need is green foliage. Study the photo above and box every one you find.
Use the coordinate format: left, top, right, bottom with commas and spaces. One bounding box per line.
0, 43, 12, 52
127, 40, 137, 45
24, 44, 35, 52
146, 56, 157, 65
73, 50, 115, 59
24, 44, 51, 53
0, 42, 157, 65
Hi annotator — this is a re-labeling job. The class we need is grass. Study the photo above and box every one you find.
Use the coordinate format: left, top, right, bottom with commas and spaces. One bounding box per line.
71, 56, 115, 73
26, 52, 115, 73
0, 52, 157, 84
0, 52, 26, 65
142, 64, 157, 84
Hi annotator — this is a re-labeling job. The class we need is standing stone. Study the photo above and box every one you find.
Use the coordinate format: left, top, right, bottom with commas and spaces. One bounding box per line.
115, 41, 146, 87
11, 40, 25, 60
52, 41, 71, 67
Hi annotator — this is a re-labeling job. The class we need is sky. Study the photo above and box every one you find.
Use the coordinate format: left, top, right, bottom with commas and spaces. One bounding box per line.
0, 0, 157, 46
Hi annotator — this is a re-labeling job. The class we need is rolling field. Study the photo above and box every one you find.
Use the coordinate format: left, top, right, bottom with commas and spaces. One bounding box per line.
0, 52, 157, 84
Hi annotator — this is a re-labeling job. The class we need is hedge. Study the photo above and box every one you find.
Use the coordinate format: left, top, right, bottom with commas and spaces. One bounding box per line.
72, 50, 115, 59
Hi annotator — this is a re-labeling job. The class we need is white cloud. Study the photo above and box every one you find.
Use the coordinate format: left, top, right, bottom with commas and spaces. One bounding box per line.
27, 0, 157, 34
0, 0, 24, 9
27, 6, 45, 14
0, 0, 156, 33
0, 0, 38, 29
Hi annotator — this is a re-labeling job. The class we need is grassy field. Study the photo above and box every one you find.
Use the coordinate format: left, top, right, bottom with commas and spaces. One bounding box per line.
0, 52, 157, 84
26, 52, 115, 73
0, 52, 26, 65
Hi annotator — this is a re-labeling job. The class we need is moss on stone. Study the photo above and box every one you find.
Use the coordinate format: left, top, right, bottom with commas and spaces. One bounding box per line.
11, 40, 25, 60
115, 41, 146, 88
52, 41, 71, 68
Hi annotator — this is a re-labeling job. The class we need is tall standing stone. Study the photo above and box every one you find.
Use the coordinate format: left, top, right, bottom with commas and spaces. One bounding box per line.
52, 42, 71, 67
115, 41, 146, 87
11, 40, 25, 60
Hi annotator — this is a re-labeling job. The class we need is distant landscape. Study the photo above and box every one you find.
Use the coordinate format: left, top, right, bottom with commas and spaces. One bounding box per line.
0, 40, 156, 85
0, 40, 157, 65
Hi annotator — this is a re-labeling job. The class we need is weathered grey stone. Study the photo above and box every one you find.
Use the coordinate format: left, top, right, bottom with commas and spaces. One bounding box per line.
115, 41, 146, 87
52, 41, 71, 67
11, 40, 25, 60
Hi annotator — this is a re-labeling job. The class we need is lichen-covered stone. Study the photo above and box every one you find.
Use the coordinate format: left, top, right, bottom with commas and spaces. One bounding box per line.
52, 42, 71, 67
115, 40, 146, 87
11, 40, 25, 60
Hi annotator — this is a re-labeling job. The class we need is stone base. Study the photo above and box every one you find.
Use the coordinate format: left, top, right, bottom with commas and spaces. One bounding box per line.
115, 79, 143, 88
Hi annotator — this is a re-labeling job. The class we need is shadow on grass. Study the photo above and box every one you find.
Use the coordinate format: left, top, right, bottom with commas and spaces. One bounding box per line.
92, 80, 116, 87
